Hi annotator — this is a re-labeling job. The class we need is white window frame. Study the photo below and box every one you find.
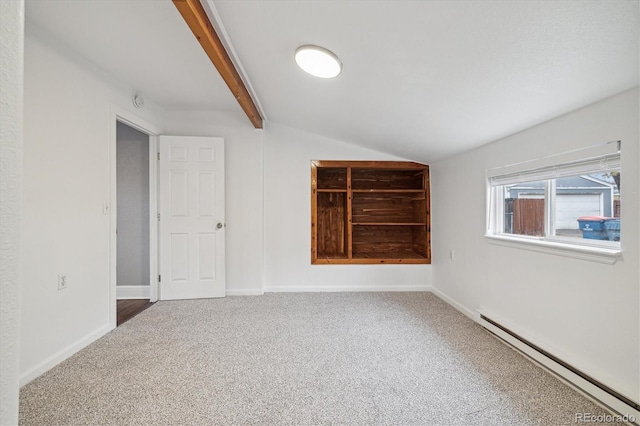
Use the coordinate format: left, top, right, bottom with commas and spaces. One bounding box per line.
485, 142, 622, 265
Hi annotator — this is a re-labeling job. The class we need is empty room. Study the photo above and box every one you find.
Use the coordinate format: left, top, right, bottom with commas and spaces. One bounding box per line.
1, 0, 638, 425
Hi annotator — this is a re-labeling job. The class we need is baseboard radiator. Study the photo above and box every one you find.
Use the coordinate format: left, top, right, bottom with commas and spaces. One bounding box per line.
479, 313, 640, 423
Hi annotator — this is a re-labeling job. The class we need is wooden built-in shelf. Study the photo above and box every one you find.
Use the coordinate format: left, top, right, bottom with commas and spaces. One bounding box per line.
311, 160, 431, 265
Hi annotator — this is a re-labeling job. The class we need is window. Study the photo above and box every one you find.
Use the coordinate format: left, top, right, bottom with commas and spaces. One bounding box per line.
486, 141, 621, 263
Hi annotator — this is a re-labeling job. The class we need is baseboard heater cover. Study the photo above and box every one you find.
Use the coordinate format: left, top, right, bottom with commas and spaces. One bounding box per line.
479, 313, 640, 415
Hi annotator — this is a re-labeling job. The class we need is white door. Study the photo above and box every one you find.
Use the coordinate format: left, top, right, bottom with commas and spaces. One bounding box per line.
159, 136, 225, 300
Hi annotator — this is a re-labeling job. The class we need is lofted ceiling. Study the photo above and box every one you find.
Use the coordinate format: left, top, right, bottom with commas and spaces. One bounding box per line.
25, 0, 241, 113
26, 0, 639, 162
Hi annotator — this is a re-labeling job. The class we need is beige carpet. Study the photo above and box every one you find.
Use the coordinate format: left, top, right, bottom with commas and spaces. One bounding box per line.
20, 292, 618, 425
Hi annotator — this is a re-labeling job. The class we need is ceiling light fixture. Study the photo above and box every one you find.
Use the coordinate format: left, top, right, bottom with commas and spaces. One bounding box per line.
294, 45, 342, 79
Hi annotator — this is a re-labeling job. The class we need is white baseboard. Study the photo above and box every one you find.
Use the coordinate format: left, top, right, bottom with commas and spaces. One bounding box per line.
428, 286, 479, 321
264, 285, 431, 293
116, 285, 150, 299
20, 323, 113, 387
226, 288, 264, 296
478, 310, 639, 424
426, 291, 639, 423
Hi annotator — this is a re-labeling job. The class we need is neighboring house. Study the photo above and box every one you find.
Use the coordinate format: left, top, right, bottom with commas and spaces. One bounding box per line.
508, 175, 617, 229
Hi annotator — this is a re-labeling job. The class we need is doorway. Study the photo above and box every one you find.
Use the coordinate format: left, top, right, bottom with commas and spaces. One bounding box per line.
115, 122, 154, 325
108, 108, 226, 328
109, 106, 160, 329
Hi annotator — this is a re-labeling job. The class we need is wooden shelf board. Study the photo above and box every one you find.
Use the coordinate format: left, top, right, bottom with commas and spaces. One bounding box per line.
313, 257, 430, 264
351, 189, 424, 193
317, 189, 347, 193
352, 222, 426, 226
316, 253, 348, 259
352, 250, 427, 259
312, 160, 427, 169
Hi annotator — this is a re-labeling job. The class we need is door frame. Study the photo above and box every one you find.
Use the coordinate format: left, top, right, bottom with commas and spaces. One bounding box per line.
109, 104, 162, 329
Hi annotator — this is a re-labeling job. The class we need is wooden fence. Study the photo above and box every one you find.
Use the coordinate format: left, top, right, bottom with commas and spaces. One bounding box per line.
505, 198, 544, 236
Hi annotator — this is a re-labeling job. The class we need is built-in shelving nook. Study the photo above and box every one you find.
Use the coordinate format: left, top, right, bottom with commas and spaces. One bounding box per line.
311, 160, 431, 264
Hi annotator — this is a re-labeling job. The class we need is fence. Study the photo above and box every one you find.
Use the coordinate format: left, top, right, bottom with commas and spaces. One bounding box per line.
504, 198, 544, 236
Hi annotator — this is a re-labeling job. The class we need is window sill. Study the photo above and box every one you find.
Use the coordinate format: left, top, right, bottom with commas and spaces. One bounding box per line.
485, 234, 621, 265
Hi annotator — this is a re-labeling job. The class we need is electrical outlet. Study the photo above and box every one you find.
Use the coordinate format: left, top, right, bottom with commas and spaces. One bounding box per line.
58, 273, 68, 290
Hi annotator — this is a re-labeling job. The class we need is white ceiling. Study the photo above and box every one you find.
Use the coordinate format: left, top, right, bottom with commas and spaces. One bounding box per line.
25, 0, 240, 112
26, 0, 639, 162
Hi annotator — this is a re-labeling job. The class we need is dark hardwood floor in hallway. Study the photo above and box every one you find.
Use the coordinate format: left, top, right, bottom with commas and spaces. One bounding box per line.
117, 299, 154, 326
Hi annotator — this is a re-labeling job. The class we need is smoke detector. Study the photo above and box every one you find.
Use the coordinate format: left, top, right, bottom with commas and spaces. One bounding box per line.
132, 93, 145, 109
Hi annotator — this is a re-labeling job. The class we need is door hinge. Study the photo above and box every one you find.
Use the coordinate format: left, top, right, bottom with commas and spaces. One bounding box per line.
157, 152, 160, 160
157, 213, 160, 221
158, 274, 161, 282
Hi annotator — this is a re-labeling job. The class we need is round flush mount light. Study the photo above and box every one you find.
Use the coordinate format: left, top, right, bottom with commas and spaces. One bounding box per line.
294, 45, 342, 78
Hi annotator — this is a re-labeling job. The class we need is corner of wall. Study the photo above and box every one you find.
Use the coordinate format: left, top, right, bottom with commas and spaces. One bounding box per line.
0, 1, 24, 423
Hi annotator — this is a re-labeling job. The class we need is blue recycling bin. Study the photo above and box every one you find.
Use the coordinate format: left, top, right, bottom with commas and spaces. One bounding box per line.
604, 218, 620, 241
577, 217, 608, 240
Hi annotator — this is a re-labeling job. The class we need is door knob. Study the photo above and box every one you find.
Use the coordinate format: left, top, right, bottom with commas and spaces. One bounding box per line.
216, 222, 224, 229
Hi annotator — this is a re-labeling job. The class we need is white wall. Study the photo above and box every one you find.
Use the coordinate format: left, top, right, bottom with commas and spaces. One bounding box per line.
263, 123, 432, 291
116, 122, 149, 288
21, 21, 266, 383
21, 24, 165, 383
0, 0, 24, 423
431, 89, 639, 403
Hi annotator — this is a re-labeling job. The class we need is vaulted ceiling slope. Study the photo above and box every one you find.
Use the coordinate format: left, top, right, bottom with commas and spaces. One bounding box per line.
26, 0, 639, 162
214, 0, 639, 162
25, 0, 241, 113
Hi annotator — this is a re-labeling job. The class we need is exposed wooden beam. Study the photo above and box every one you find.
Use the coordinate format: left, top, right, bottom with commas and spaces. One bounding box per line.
173, 0, 263, 129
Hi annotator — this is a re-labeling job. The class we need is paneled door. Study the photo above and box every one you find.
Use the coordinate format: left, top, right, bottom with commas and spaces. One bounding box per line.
158, 136, 225, 300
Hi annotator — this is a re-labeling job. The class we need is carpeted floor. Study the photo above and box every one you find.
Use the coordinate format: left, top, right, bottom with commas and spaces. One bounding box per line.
20, 292, 619, 425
